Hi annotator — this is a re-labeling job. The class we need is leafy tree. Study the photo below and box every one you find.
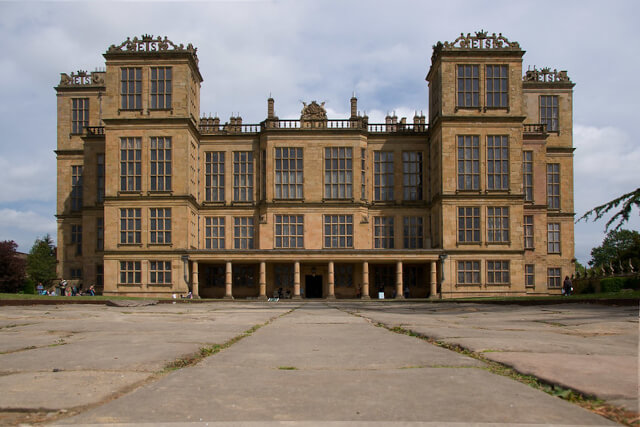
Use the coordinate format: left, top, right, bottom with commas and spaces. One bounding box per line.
588, 229, 640, 268
578, 187, 640, 231
27, 234, 57, 286
0, 240, 26, 293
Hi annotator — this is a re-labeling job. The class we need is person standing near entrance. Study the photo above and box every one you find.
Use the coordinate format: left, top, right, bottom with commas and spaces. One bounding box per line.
563, 276, 572, 296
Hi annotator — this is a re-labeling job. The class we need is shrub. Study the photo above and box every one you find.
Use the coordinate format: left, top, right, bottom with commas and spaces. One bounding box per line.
600, 277, 625, 293
623, 276, 640, 290
22, 278, 36, 295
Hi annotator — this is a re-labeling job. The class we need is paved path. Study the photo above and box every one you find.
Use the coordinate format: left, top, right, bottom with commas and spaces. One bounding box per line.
59, 303, 614, 426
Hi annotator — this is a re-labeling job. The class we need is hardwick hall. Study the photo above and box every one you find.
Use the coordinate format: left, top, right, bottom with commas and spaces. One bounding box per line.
55, 32, 576, 298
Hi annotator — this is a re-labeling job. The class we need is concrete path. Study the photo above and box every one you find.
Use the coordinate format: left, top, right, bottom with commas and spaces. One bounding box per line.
59, 303, 614, 426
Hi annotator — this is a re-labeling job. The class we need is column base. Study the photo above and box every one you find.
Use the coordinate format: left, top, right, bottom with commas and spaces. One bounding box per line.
326, 295, 336, 300
257, 295, 268, 301
428, 294, 440, 300
223, 295, 234, 300
292, 295, 302, 300
360, 295, 371, 300
395, 295, 405, 300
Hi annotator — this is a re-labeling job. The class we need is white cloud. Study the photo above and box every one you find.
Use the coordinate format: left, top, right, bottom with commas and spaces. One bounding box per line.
0, 208, 56, 252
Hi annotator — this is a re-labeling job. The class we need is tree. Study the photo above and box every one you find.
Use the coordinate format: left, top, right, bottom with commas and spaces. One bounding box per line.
578, 187, 640, 231
0, 240, 26, 293
27, 234, 57, 286
588, 229, 640, 268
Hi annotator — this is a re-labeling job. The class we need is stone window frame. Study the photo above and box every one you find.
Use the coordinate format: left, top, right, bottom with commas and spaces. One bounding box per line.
149, 208, 171, 244
547, 163, 560, 209
323, 214, 353, 248
97, 154, 105, 203
233, 216, 254, 249
487, 206, 509, 243
523, 151, 533, 202
524, 215, 534, 249
120, 67, 142, 110
150, 67, 172, 110
71, 98, 88, 134
120, 137, 142, 192
525, 264, 535, 288
149, 261, 172, 285
70, 268, 82, 279
457, 135, 480, 191
150, 137, 172, 192
119, 261, 141, 285
71, 224, 82, 256
96, 218, 104, 251
402, 151, 423, 201
373, 216, 395, 249
374, 150, 394, 201
458, 207, 480, 243
233, 151, 254, 202
487, 260, 510, 285
274, 264, 294, 288
547, 267, 561, 289
403, 216, 424, 249
335, 264, 354, 287
361, 148, 367, 201
485, 65, 509, 108
233, 264, 256, 287
120, 208, 141, 245
205, 217, 225, 249
457, 64, 480, 108
539, 95, 559, 132
486, 135, 509, 191
457, 260, 481, 285
205, 151, 225, 202
324, 147, 353, 200
71, 165, 83, 211
547, 222, 561, 254
274, 147, 304, 200
274, 214, 304, 249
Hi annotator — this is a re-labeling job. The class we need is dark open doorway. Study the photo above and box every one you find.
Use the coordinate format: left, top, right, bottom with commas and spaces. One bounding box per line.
305, 275, 323, 298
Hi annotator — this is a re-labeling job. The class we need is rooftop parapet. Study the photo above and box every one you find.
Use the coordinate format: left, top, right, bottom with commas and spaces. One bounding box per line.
431, 30, 522, 62
57, 70, 105, 88
105, 34, 199, 65
523, 66, 573, 86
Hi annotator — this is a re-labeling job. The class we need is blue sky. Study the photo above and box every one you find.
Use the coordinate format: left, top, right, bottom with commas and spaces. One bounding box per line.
0, 0, 638, 264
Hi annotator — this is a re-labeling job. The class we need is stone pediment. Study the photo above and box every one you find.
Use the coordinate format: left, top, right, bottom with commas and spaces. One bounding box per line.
301, 101, 327, 120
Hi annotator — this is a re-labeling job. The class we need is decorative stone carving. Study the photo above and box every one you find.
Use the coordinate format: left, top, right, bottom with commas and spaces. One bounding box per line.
523, 67, 572, 83
300, 101, 327, 121
107, 35, 198, 63
432, 30, 520, 60
58, 70, 105, 86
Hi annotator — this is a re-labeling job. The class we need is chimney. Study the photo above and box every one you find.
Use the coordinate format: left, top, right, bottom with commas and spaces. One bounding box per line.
268, 97, 275, 119
350, 96, 358, 118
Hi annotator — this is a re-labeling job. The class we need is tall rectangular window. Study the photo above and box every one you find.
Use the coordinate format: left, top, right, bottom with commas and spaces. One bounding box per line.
487, 136, 508, 190
120, 137, 141, 191
96, 264, 103, 288
120, 261, 141, 284
71, 224, 82, 256
150, 261, 172, 284
150, 67, 172, 109
523, 151, 533, 202
275, 215, 304, 248
458, 136, 479, 190
525, 264, 535, 287
120, 68, 142, 110
205, 152, 224, 202
487, 261, 510, 284
547, 163, 560, 209
324, 215, 353, 248
120, 208, 141, 244
457, 65, 479, 107
457, 261, 480, 284
547, 267, 561, 288
458, 207, 480, 243
275, 147, 303, 199
487, 207, 509, 243
233, 265, 256, 287
72, 98, 88, 134
540, 95, 558, 132
403, 151, 423, 200
403, 216, 424, 249
485, 65, 508, 108
233, 152, 253, 202
97, 154, 105, 203
374, 151, 394, 201
205, 217, 225, 249
71, 166, 83, 211
274, 264, 293, 288
261, 150, 266, 200
150, 208, 171, 244
96, 218, 104, 251
374, 216, 394, 249
524, 215, 534, 249
150, 137, 171, 191
547, 223, 560, 254
325, 147, 353, 199
233, 217, 254, 249
335, 264, 354, 287
361, 148, 366, 200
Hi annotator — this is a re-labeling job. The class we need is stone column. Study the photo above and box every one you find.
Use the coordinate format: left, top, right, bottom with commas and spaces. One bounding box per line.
429, 260, 438, 299
192, 260, 199, 299
259, 261, 267, 300
395, 261, 404, 299
293, 261, 301, 299
224, 261, 233, 300
327, 261, 336, 299
361, 261, 370, 299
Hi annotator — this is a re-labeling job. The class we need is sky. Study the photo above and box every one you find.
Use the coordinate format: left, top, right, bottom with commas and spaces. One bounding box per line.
0, 0, 638, 265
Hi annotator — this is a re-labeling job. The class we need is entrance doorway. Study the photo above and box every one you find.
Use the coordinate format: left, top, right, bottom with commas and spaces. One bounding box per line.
305, 275, 323, 298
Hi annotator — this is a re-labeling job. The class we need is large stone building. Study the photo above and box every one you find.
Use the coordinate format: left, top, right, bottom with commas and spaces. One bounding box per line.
55, 32, 575, 299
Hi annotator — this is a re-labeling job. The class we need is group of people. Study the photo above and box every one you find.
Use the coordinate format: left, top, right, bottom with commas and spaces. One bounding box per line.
39, 280, 96, 296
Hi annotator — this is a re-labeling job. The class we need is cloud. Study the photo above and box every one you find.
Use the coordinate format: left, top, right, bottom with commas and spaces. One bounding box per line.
0, 208, 56, 252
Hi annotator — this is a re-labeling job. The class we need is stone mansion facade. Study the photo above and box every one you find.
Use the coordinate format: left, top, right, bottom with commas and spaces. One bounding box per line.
55, 32, 575, 298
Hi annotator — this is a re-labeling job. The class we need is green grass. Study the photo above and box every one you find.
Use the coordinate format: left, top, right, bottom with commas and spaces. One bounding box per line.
277, 366, 298, 370
448, 290, 640, 302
